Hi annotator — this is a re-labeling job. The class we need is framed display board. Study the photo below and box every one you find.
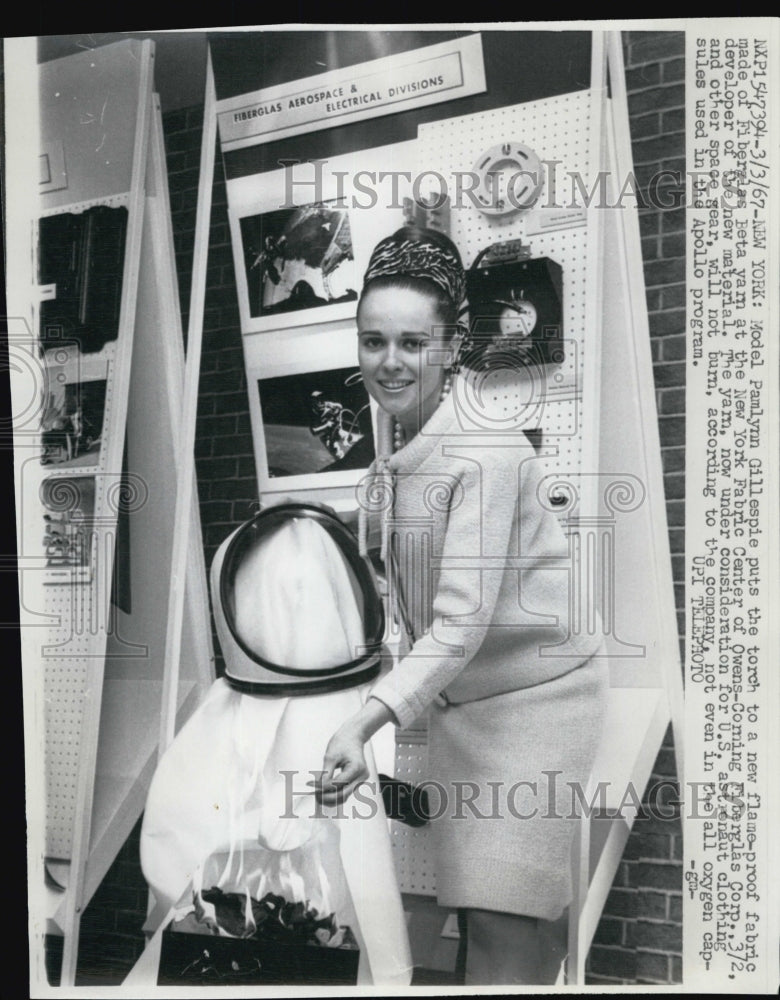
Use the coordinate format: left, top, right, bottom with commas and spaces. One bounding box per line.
226, 140, 416, 503
245, 321, 377, 492
9, 41, 214, 987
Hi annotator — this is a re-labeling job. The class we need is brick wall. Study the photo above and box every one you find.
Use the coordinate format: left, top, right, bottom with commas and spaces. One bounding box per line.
67, 29, 686, 985
45, 817, 149, 985
167, 104, 259, 675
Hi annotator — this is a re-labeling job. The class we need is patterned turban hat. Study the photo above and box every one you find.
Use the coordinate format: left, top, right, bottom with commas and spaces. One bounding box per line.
362, 226, 466, 310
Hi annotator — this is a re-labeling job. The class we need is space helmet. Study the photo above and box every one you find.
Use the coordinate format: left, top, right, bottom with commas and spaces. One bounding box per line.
210, 502, 384, 695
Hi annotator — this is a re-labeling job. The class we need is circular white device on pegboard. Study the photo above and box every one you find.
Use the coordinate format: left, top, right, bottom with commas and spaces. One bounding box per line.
471, 141, 543, 216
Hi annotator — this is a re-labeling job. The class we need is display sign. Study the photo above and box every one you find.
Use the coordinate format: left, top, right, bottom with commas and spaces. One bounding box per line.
216, 34, 486, 151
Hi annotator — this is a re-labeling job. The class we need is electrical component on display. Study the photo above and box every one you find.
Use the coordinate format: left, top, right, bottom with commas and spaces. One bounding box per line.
465, 243, 563, 371
471, 141, 543, 216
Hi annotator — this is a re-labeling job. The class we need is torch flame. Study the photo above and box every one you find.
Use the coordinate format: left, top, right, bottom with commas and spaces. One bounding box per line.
243, 885, 256, 936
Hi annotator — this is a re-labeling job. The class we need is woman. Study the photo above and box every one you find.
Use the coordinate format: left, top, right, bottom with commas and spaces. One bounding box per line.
316, 226, 608, 985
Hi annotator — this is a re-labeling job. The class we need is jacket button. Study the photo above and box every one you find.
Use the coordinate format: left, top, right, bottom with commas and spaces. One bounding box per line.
434, 691, 449, 707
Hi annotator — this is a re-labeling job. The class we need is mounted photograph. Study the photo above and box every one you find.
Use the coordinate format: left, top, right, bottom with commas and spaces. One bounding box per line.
40, 475, 95, 584
239, 200, 358, 320
40, 377, 107, 469
257, 364, 374, 479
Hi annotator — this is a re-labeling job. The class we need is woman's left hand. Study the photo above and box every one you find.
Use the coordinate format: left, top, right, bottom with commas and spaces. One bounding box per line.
315, 724, 369, 807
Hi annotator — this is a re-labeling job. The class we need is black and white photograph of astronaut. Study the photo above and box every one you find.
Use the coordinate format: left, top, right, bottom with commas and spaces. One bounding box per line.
257, 365, 374, 477
239, 200, 359, 319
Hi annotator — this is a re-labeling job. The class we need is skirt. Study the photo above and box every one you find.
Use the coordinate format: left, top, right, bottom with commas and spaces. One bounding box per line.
426, 646, 609, 921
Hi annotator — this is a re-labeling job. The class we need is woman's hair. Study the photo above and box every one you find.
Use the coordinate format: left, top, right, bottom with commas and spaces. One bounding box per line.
359, 226, 465, 328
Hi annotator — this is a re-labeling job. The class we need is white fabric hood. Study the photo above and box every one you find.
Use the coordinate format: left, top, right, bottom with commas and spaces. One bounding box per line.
212, 503, 384, 693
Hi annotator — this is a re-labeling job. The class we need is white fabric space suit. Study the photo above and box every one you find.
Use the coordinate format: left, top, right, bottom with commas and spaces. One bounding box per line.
140, 504, 412, 986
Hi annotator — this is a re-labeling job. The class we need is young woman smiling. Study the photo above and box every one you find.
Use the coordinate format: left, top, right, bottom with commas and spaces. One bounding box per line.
315, 226, 608, 985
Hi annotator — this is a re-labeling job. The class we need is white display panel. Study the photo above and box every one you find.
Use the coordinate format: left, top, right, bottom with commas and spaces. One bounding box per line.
226, 140, 417, 334
244, 320, 379, 495
417, 90, 594, 484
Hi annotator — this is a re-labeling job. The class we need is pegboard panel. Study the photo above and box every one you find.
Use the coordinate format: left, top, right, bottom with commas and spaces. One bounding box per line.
45, 662, 89, 858
39, 577, 99, 658
417, 90, 596, 484
29, 42, 156, 863
402, 93, 602, 855
39, 448, 130, 859
40, 193, 130, 218
467, 364, 581, 478
37, 339, 122, 703
391, 739, 437, 897
40, 472, 115, 856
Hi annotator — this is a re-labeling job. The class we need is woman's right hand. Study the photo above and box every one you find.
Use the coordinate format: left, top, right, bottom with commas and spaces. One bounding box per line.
313, 698, 397, 806
314, 723, 370, 807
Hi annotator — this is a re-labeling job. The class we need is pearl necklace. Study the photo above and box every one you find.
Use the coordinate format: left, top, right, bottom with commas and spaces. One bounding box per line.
392, 372, 452, 452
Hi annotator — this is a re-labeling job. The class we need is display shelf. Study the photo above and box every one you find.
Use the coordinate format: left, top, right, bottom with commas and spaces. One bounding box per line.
23, 48, 216, 984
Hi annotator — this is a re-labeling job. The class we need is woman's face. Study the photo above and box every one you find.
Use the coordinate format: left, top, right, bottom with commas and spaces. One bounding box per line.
357, 285, 450, 433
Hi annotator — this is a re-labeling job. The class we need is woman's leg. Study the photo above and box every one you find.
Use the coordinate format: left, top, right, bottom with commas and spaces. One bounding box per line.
463, 908, 563, 986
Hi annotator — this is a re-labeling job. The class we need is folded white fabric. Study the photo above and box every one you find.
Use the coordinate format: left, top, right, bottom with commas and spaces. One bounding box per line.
140, 517, 411, 985
232, 516, 364, 669
141, 680, 411, 984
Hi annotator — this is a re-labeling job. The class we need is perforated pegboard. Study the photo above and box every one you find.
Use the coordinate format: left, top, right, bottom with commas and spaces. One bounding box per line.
41, 492, 108, 859
417, 90, 595, 482
35, 46, 149, 860
400, 91, 600, 892
34, 192, 140, 858
391, 738, 437, 897
44, 661, 89, 858
40, 355, 127, 856
40, 193, 130, 218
